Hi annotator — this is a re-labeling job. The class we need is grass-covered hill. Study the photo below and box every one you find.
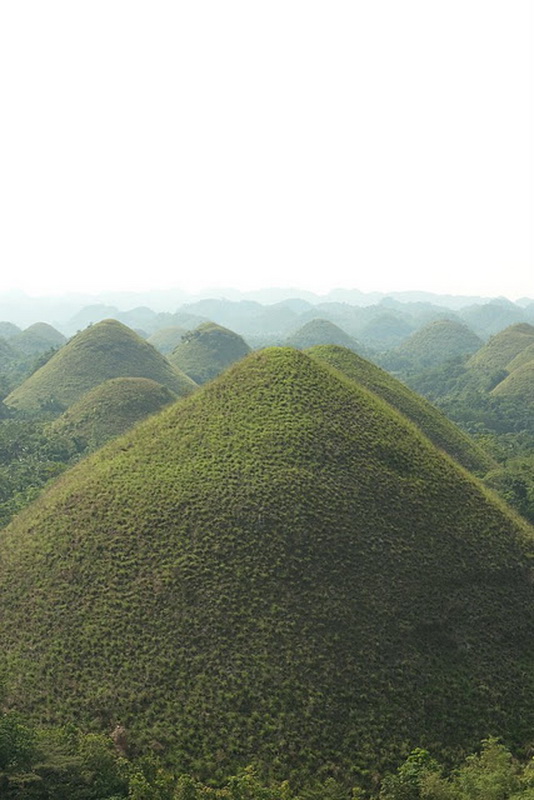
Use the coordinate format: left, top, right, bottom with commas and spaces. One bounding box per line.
4, 319, 196, 415
491, 360, 534, 402
0, 321, 21, 339
307, 345, 494, 474
11, 322, 67, 356
0, 348, 533, 783
168, 322, 251, 384
390, 319, 483, 369
506, 342, 534, 373
357, 312, 414, 349
147, 326, 188, 354
48, 377, 177, 451
0, 337, 18, 370
286, 318, 367, 354
467, 324, 534, 373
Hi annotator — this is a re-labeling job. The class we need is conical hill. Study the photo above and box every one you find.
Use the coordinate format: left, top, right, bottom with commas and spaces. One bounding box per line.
1, 348, 533, 780
307, 345, 494, 473
286, 318, 367, 354
467, 323, 534, 372
11, 322, 66, 356
147, 326, 188, 354
394, 319, 483, 367
4, 319, 196, 414
48, 377, 177, 450
506, 341, 534, 373
168, 321, 251, 384
491, 360, 534, 402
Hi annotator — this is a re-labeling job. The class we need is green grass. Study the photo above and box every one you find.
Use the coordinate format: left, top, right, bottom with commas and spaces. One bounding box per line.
11, 323, 66, 356
467, 324, 534, 373
506, 342, 534, 373
168, 321, 251, 384
393, 320, 483, 368
49, 377, 178, 451
308, 345, 495, 473
4, 319, 196, 415
286, 318, 367, 354
0, 347, 533, 784
147, 326, 188, 354
491, 360, 534, 401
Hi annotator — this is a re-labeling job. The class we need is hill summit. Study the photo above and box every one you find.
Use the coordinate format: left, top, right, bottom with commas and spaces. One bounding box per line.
0, 348, 533, 780
4, 319, 196, 414
168, 321, 251, 384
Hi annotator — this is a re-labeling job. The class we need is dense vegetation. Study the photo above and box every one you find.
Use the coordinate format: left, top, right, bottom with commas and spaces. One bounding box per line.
384, 320, 483, 371
1, 348, 533, 787
5, 319, 196, 414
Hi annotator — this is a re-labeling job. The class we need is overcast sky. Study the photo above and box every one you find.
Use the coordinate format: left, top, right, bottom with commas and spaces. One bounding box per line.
0, 1, 531, 299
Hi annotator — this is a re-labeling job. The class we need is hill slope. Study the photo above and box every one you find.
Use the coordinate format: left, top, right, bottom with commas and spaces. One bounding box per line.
393, 319, 483, 368
0, 348, 532, 780
4, 319, 196, 414
11, 322, 66, 356
49, 377, 177, 450
491, 360, 534, 402
286, 318, 367, 354
168, 322, 251, 384
467, 323, 534, 373
307, 345, 494, 473
147, 326, 188, 354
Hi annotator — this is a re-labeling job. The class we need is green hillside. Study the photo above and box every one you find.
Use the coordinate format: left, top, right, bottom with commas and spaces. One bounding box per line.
4, 319, 196, 415
0, 337, 18, 371
393, 319, 483, 368
506, 342, 534, 373
307, 345, 494, 473
286, 318, 367, 354
491, 360, 534, 402
147, 325, 188, 354
467, 324, 534, 373
0, 348, 533, 782
168, 321, 251, 384
0, 321, 21, 339
49, 377, 177, 450
11, 322, 66, 356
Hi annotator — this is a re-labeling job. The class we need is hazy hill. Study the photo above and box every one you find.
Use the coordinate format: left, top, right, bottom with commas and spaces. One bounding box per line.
0, 348, 532, 780
0, 338, 18, 370
147, 326, 188, 354
11, 322, 67, 356
308, 345, 494, 473
168, 322, 251, 384
391, 319, 483, 369
4, 319, 196, 414
286, 318, 367, 354
459, 300, 528, 337
49, 377, 177, 451
467, 324, 534, 373
357, 312, 413, 349
0, 322, 21, 339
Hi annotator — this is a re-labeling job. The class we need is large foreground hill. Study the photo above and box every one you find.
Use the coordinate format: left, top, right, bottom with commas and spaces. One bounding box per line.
0, 348, 533, 780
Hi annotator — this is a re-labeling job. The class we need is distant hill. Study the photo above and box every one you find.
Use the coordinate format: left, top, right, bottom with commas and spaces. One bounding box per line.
357, 312, 413, 349
459, 301, 529, 337
168, 322, 251, 384
286, 318, 368, 354
467, 324, 534, 373
0, 338, 18, 370
11, 322, 66, 356
4, 319, 196, 415
49, 377, 177, 450
147, 326, 188, 354
391, 319, 483, 369
0, 322, 21, 339
308, 345, 494, 474
0, 348, 532, 780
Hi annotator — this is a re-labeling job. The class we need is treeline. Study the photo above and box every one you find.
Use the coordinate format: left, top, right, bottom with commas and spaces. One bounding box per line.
2, 712, 534, 800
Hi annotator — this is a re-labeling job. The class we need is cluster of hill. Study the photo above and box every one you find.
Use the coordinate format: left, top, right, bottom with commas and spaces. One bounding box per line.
0, 345, 533, 789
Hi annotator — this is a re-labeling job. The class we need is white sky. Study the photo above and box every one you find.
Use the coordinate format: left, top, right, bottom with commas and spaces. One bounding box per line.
0, 1, 532, 299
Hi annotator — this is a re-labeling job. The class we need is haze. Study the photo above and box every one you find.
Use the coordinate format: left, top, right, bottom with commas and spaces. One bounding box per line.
0, 1, 531, 299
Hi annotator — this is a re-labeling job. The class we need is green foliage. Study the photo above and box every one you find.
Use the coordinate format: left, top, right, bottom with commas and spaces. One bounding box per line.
383, 321, 482, 372
286, 319, 368, 356
168, 322, 251, 384
10, 322, 66, 356
4, 319, 196, 415
467, 324, 534, 374
0, 348, 533, 783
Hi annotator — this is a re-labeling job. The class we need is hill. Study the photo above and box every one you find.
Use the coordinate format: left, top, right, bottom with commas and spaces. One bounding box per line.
392, 319, 483, 368
467, 324, 534, 373
49, 377, 177, 450
286, 318, 367, 354
0, 337, 18, 371
168, 322, 251, 384
0, 348, 533, 781
506, 342, 534, 373
4, 319, 196, 414
307, 345, 494, 473
0, 321, 21, 339
357, 312, 413, 349
11, 322, 67, 356
491, 360, 534, 402
147, 326, 188, 354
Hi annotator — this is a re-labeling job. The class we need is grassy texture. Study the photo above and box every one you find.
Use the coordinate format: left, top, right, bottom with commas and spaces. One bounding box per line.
308, 345, 494, 474
4, 319, 196, 414
491, 361, 534, 401
506, 342, 534, 373
286, 318, 367, 354
147, 326, 188, 354
467, 324, 534, 373
0, 348, 533, 784
49, 377, 178, 451
11, 323, 66, 356
168, 322, 251, 384
393, 320, 483, 368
